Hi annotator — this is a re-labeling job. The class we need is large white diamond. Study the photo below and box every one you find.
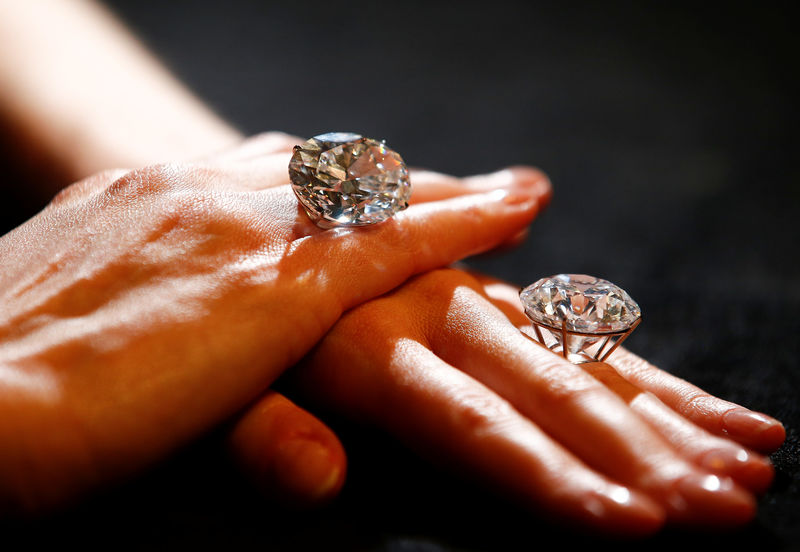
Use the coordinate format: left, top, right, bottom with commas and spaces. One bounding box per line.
288, 132, 411, 227
519, 274, 641, 356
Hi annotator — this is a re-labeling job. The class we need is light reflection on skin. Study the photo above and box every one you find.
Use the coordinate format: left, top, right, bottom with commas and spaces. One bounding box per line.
701, 475, 722, 492
485, 188, 511, 202
1, 273, 213, 362
463, 169, 517, 189
0, 364, 60, 403
293, 267, 330, 289
609, 486, 632, 505
229, 254, 281, 283
328, 228, 356, 239
583, 495, 606, 518
736, 450, 749, 462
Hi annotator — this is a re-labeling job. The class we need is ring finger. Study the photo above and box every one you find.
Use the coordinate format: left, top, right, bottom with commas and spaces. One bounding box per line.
414, 270, 755, 525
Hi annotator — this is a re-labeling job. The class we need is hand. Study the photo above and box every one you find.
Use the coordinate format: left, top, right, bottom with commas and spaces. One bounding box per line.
0, 134, 551, 512
230, 268, 784, 534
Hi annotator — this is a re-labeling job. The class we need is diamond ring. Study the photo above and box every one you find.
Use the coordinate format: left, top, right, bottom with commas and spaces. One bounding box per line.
288, 132, 411, 228
519, 274, 641, 364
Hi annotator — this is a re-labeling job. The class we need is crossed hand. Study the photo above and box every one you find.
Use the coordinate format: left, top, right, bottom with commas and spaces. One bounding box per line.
0, 135, 783, 534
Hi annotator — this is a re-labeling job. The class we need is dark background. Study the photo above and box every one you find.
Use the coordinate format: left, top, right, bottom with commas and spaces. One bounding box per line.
2, 1, 798, 550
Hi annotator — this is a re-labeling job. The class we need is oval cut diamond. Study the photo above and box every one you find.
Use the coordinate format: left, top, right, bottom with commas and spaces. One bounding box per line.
520, 274, 641, 334
289, 132, 411, 227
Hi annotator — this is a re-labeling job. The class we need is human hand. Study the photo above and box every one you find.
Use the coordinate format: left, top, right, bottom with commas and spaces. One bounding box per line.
232, 268, 784, 534
0, 134, 550, 512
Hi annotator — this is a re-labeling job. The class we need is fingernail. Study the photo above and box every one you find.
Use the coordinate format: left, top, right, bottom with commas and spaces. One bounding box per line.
502, 190, 535, 206
480, 187, 534, 206
471, 169, 518, 189
468, 167, 549, 196
506, 167, 551, 199
724, 409, 777, 433
513, 167, 552, 199
723, 409, 786, 450
489, 188, 538, 208
668, 474, 755, 526
274, 439, 344, 504
700, 448, 774, 493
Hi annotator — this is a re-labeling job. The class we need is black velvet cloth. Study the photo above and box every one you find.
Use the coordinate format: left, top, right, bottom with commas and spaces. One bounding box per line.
2, 2, 798, 550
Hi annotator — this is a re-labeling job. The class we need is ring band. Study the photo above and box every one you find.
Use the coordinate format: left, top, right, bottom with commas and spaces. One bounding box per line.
288, 132, 411, 228
519, 274, 641, 364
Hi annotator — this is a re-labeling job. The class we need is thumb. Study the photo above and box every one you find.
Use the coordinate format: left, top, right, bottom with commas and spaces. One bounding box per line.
228, 390, 346, 507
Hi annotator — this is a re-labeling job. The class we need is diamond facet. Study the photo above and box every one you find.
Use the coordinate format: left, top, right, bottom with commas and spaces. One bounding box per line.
520, 274, 641, 360
288, 132, 411, 227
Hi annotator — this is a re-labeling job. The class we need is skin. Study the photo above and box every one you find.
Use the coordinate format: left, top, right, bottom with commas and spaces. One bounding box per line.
0, 0, 345, 507
0, 134, 546, 512
228, 390, 347, 506
0, 0, 785, 530
0, 0, 239, 195
259, 268, 784, 534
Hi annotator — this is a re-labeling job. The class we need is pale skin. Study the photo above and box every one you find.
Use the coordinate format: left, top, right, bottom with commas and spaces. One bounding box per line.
0, 0, 785, 533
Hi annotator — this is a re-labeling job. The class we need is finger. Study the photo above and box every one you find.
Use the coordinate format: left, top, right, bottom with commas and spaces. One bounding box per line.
294, 329, 664, 535
471, 272, 786, 453
408, 166, 552, 206
409, 168, 548, 251
286, 183, 548, 313
609, 349, 786, 453
222, 153, 552, 211
473, 272, 773, 491
578, 361, 773, 493
419, 271, 755, 526
228, 390, 346, 507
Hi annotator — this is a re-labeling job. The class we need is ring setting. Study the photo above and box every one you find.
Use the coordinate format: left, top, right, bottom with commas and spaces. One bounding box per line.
288, 132, 411, 228
519, 274, 641, 364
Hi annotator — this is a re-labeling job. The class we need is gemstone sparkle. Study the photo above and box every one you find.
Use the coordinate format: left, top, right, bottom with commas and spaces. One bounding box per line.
519, 274, 641, 358
288, 132, 411, 227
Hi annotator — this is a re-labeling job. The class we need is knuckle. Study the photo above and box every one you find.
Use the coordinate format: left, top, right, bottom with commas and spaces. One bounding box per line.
542, 382, 580, 408
102, 164, 237, 222
103, 163, 190, 200
96, 164, 260, 240
48, 185, 84, 209
451, 390, 518, 438
683, 390, 714, 414
535, 360, 592, 407
410, 267, 483, 297
48, 169, 129, 208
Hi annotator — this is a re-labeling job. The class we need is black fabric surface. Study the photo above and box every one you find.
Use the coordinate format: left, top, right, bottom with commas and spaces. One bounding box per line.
2, 1, 798, 550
